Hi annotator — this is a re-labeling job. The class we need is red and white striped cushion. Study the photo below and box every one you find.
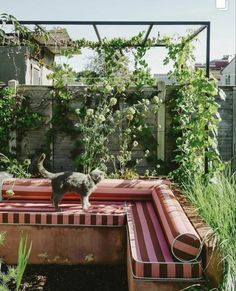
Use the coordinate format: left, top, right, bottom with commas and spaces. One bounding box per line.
0, 201, 126, 226
127, 202, 203, 279
152, 186, 202, 262
1, 178, 153, 201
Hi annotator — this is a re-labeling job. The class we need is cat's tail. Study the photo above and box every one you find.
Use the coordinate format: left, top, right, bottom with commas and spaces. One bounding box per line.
37, 153, 56, 179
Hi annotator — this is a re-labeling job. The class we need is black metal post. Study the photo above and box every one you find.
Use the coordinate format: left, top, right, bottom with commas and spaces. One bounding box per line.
93, 25, 102, 43
185, 25, 207, 43
206, 23, 211, 79
142, 24, 153, 45
1, 20, 210, 48
205, 22, 211, 174
4, 20, 211, 26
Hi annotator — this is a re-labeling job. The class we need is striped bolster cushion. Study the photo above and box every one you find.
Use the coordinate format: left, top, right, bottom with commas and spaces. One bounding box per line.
1, 179, 152, 201
152, 185, 202, 262
127, 202, 202, 279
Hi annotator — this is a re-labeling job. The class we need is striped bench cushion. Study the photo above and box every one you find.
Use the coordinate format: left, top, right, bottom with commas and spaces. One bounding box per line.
152, 186, 202, 262
0, 201, 126, 226
127, 202, 203, 279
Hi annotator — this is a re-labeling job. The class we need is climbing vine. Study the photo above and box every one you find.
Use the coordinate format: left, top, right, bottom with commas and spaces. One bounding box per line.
0, 87, 41, 155
45, 33, 161, 175
0, 13, 223, 179
0, 13, 49, 57
163, 35, 223, 181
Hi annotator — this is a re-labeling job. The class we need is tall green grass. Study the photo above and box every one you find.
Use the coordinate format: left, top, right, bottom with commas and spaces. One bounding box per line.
0, 235, 31, 290
183, 171, 236, 291
16, 236, 32, 291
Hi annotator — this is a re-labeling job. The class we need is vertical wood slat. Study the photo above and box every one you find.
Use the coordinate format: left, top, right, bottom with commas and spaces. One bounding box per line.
157, 81, 166, 161
7, 80, 18, 155
233, 87, 236, 171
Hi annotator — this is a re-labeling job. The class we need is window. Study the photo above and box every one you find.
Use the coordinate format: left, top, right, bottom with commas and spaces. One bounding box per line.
225, 74, 230, 85
32, 67, 41, 85
216, 0, 228, 10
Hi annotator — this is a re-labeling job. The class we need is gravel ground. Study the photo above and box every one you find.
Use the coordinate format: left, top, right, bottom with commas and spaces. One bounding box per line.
20, 265, 128, 291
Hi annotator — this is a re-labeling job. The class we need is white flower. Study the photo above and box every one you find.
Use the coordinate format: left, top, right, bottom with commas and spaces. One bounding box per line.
209, 176, 219, 185
23, 159, 31, 166
143, 105, 148, 112
144, 150, 150, 157
127, 107, 136, 115
142, 99, 150, 106
126, 107, 136, 121
86, 109, 94, 116
98, 114, 105, 123
127, 114, 134, 121
105, 85, 112, 92
109, 97, 117, 106
137, 125, 143, 131
152, 96, 160, 104
133, 141, 138, 147
75, 108, 80, 115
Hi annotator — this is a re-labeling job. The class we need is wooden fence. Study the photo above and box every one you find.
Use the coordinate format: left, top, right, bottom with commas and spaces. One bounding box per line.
9, 83, 236, 174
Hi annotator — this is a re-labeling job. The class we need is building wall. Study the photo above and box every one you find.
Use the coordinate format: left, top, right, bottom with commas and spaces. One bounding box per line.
0, 47, 54, 85
0, 47, 27, 84
217, 87, 235, 167
219, 58, 236, 86
25, 58, 53, 85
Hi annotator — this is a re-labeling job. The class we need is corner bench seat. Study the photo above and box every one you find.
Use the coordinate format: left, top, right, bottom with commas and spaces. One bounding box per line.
127, 201, 202, 280
0, 178, 205, 288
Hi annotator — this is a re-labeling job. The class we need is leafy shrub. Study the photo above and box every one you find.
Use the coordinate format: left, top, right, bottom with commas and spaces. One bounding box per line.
0, 87, 41, 158
0, 153, 31, 178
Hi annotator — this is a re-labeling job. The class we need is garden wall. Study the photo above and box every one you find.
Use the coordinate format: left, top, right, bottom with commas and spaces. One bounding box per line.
14, 84, 236, 174
15, 84, 163, 174
217, 86, 236, 170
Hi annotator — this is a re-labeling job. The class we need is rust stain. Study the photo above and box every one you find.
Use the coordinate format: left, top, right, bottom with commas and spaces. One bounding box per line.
52, 255, 60, 262
84, 254, 94, 262
37, 252, 48, 259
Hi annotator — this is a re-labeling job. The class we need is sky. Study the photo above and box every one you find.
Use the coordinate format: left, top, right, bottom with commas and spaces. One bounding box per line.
0, 0, 235, 73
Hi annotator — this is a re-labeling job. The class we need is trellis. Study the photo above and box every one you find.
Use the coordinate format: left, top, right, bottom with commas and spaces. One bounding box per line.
2, 19, 211, 172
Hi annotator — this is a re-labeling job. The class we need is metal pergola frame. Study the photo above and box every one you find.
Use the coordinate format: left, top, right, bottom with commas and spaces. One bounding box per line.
3, 20, 211, 173
4, 20, 211, 78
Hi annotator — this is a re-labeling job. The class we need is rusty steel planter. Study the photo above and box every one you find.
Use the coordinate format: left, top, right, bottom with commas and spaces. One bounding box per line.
0, 224, 126, 265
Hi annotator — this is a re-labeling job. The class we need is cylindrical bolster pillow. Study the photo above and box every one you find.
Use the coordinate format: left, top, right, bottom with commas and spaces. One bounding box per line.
152, 185, 202, 262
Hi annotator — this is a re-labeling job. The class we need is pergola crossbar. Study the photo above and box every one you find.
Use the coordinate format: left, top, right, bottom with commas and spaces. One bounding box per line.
2, 20, 210, 76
